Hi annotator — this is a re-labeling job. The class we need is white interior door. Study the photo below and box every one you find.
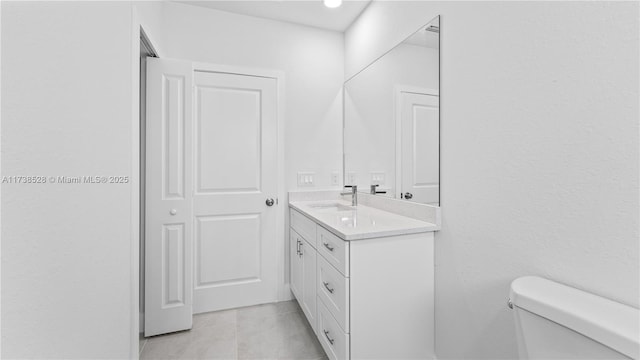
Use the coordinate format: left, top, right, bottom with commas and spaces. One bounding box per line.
145, 58, 193, 337
145, 59, 280, 335
192, 70, 278, 314
400, 92, 439, 205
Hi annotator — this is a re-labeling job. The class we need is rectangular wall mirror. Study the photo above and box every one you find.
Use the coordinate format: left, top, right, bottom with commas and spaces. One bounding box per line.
344, 16, 440, 206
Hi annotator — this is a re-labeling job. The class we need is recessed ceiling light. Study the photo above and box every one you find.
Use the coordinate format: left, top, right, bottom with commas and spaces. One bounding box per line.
323, 0, 342, 8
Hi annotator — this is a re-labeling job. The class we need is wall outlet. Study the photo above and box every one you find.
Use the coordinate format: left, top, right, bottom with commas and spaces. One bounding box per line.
330, 172, 340, 186
297, 172, 315, 187
371, 172, 385, 185
346, 172, 357, 185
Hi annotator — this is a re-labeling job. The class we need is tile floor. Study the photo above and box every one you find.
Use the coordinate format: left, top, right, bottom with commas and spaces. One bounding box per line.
140, 300, 328, 360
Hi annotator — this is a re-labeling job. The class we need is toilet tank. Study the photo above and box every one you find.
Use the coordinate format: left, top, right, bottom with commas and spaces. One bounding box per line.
509, 276, 639, 360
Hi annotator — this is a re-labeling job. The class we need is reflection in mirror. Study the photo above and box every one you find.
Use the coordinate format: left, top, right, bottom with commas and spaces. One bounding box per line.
344, 16, 439, 206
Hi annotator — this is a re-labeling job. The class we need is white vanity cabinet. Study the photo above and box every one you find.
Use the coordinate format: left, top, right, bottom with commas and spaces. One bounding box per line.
289, 214, 318, 333
289, 206, 435, 360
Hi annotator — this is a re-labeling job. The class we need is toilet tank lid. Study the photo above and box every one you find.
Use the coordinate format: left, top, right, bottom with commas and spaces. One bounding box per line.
510, 276, 639, 359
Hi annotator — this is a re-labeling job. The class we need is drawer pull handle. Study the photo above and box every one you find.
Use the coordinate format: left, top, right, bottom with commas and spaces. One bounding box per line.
323, 329, 335, 345
296, 239, 300, 255
323, 242, 334, 251
323, 281, 334, 293
298, 241, 303, 257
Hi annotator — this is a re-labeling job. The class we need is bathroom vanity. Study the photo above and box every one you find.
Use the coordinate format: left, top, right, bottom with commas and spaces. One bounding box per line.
289, 194, 439, 360
290, 14, 442, 359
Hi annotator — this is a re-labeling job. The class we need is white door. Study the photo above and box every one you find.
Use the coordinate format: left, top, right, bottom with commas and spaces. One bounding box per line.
400, 92, 439, 205
145, 59, 279, 335
192, 70, 278, 314
145, 58, 193, 337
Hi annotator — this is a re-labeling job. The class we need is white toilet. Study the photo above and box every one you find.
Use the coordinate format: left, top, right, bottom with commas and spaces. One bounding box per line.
509, 276, 639, 360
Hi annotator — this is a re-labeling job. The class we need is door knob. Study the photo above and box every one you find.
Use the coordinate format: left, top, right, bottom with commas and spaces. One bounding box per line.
404, 192, 413, 200
265, 198, 275, 206
170, 209, 177, 215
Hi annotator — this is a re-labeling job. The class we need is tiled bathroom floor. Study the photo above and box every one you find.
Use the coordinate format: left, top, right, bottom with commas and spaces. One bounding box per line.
140, 300, 328, 360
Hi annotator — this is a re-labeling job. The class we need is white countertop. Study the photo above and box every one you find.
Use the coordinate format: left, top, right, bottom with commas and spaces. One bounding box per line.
289, 199, 439, 240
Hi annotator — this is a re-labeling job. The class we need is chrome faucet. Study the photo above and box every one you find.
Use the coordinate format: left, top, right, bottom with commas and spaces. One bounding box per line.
341, 185, 357, 206
370, 184, 387, 195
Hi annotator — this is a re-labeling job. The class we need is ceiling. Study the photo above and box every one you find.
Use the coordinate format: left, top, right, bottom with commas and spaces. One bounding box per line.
177, 0, 372, 32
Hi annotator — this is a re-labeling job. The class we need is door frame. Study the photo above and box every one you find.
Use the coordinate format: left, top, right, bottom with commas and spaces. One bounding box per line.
129, 5, 163, 352
137, 24, 159, 346
191, 61, 288, 304
132, 6, 164, 355
394, 85, 439, 200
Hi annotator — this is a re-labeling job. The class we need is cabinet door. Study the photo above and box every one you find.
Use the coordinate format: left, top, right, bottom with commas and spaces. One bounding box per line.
300, 238, 317, 333
290, 230, 302, 300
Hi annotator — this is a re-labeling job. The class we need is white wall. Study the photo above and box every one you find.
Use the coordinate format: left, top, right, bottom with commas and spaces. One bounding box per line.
162, 2, 344, 191
346, 1, 639, 358
1, 1, 144, 358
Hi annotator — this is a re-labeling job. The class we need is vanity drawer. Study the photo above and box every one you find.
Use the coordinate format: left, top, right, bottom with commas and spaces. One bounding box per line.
317, 226, 349, 276
317, 255, 350, 333
290, 208, 317, 247
317, 299, 350, 360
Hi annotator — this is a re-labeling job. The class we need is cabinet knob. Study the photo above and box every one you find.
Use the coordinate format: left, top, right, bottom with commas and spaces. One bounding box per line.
170, 209, 177, 215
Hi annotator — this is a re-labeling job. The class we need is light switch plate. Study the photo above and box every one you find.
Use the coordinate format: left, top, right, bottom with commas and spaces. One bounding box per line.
371, 172, 385, 185
297, 172, 315, 187
330, 172, 340, 186
346, 172, 357, 185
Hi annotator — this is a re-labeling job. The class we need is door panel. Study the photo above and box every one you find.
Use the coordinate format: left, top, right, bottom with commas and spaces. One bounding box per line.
196, 86, 262, 193
163, 224, 186, 306
163, 75, 187, 199
401, 92, 439, 205
195, 214, 261, 287
145, 58, 193, 337
192, 71, 278, 314
412, 105, 439, 186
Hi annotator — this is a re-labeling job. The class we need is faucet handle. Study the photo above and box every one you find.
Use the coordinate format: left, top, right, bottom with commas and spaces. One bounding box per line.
340, 185, 355, 196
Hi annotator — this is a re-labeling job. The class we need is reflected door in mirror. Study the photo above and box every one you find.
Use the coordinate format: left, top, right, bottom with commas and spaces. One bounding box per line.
400, 92, 439, 205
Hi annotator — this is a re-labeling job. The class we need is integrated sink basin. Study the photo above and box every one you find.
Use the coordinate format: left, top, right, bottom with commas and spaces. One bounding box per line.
307, 202, 354, 212
289, 198, 440, 240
